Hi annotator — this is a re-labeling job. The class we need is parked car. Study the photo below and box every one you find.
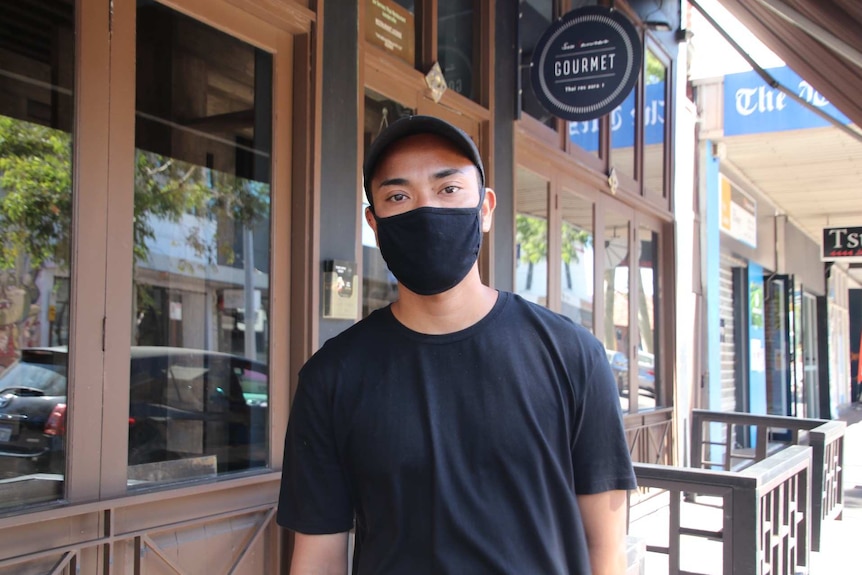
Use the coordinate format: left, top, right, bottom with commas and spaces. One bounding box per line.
0, 346, 268, 479
605, 349, 656, 397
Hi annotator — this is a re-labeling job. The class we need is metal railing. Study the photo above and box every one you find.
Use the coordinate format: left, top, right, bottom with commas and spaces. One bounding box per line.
689, 409, 845, 551
631, 445, 812, 575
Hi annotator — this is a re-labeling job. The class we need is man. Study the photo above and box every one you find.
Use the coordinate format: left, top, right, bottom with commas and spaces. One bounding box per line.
278, 115, 636, 574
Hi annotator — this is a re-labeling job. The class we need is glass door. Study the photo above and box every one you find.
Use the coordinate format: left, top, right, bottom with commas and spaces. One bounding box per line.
602, 209, 632, 408
800, 292, 819, 418
635, 224, 660, 410
765, 274, 794, 416
515, 167, 550, 306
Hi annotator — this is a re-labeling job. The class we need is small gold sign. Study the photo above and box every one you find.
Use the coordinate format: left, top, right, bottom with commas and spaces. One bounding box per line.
425, 62, 448, 103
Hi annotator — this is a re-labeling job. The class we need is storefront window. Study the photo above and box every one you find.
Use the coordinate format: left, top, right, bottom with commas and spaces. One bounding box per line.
0, 0, 74, 509
515, 167, 549, 306
438, 0, 478, 101
602, 214, 631, 410
637, 226, 659, 410
130, 1, 272, 486
560, 192, 594, 329
362, 91, 414, 317
609, 85, 637, 184
643, 50, 667, 196
520, 0, 555, 129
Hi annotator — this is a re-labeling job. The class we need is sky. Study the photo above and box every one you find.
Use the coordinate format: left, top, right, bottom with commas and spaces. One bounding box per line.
687, 0, 785, 80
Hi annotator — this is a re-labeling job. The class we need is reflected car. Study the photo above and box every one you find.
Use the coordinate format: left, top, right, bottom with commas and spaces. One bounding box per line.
605, 349, 656, 397
0, 347, 268, 478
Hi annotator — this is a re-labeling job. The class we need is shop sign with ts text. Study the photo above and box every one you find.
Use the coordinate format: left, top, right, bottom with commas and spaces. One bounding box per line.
823, 226, 862, 261
530, 6, 641, 122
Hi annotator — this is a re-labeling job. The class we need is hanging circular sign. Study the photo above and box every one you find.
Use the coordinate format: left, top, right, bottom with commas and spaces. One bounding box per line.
530, 6, 642, 121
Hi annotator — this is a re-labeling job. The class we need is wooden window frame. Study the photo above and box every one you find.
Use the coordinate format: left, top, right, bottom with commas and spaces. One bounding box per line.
643, 35, 673, 209
519, 1, 677, 219
62, 0, 314, 507
513, 132, 674, 415
361, 0, 491, 109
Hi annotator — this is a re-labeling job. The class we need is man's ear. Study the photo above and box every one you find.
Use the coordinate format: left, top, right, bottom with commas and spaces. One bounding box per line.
364, 206, 380, 247
480, 188, 496, 233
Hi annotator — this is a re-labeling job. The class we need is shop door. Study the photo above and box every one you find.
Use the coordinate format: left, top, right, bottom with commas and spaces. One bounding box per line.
799, 292, 820, 418
764, 274, 795, 416
599, 199, 636, 410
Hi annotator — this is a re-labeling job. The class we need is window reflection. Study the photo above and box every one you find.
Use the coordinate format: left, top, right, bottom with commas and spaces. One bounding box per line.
643, 51, 666, 195
362, 91, 414, 317
609, 90, 637, 183
560, 193, 594, 329
438, 0, 478, 101
130, 1, 271, 485
637, 227, 659, 410
515, 167, 549, 306
0, 0, 74, 509
602, 214, 630, 410
569, 118, 600, 159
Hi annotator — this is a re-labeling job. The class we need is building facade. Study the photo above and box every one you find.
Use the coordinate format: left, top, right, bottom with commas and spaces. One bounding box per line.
694, 64, 861, 428
0, 0, 685, 571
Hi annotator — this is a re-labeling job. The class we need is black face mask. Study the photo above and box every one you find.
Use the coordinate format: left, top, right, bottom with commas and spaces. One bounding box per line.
373, 196, 484, 295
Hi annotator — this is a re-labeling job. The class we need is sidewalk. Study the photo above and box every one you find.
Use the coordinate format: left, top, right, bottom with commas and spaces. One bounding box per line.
809, 403, 862, 574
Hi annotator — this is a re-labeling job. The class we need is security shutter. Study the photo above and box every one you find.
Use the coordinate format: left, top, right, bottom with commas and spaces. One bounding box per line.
719, 252, 747, 413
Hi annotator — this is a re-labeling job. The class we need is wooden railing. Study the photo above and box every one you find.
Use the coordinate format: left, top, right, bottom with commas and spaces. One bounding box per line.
625, 407, 674, 466
631, 445, 812, 575
689, 409, 845, 551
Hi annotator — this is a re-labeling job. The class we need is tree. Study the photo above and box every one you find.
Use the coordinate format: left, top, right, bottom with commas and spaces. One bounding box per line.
561, 222, 592, 290
0, 117, 72, 276
515, 214, 547, 291
0, 116, 268, 276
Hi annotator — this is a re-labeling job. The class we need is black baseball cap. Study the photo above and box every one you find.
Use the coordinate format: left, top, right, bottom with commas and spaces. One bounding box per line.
363, 115, 485, 209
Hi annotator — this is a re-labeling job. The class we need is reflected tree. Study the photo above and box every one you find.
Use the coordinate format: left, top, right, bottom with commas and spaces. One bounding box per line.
0, 117, 268, 350
561, 222, 591, 290
515, 214, 547, 291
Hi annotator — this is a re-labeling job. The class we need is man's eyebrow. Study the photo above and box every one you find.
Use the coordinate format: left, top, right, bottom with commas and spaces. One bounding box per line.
432, 167, 468, 180
378, 177, 409, 188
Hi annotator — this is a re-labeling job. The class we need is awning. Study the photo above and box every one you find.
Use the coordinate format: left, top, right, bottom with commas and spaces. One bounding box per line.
712, 0, 862, 128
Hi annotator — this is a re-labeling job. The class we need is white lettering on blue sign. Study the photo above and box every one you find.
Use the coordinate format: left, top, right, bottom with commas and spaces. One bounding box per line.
723, 67, 849, 136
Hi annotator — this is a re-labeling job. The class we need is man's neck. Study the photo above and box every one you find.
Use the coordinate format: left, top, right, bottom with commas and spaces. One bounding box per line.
390, 272, 498, 335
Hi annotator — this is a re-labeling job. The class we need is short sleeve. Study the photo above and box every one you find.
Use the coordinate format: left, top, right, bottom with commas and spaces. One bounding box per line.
277, 367, 354, 534
570, 341, 638, 494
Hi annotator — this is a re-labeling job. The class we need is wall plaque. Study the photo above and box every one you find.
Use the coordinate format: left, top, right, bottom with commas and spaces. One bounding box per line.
366, 0, 415, 66
323, 259, 358, 320
530, 6, 641, 121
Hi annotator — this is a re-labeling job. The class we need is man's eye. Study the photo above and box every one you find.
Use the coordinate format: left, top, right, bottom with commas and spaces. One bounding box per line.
442, 186, 460, 194
387, 193, 407, 202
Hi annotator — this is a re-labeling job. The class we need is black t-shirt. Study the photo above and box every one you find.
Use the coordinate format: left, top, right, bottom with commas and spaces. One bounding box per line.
278, 291, 636, 574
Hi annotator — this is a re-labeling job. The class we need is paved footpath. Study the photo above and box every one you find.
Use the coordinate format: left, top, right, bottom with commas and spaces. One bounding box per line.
809, 404, 862, 574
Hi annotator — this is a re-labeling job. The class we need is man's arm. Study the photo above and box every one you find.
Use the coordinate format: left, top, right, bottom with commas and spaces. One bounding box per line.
577, 490, 629, 575
290, 531, 350, 575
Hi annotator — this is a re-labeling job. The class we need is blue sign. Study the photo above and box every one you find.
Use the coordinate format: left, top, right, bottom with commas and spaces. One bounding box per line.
723, 66, 851, 136
569, 81, 665, 151
531, 6, 642, 122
